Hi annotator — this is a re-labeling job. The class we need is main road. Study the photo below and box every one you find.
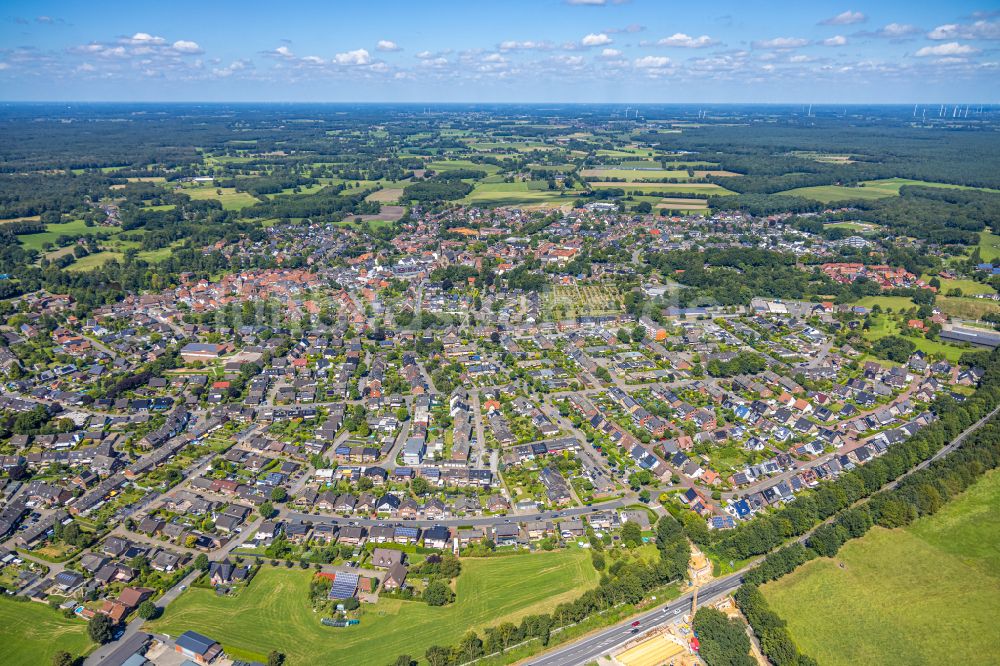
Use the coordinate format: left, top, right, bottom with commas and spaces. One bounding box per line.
529, 573, 744, 666
283, 496, 633, 529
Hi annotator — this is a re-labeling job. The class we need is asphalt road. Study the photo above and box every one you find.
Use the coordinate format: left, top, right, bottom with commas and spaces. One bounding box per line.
528, 573, 743, 666
285, 497, 631, 528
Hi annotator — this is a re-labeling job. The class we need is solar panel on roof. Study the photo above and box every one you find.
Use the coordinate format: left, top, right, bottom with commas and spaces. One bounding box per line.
329, 571, 359, 599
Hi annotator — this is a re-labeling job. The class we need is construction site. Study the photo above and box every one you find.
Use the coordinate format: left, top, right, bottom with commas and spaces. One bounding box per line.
598, 546, 766, 666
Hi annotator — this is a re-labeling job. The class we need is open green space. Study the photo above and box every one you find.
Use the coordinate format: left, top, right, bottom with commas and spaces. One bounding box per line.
589, 181, 733, 195
0, 598, 93, 665
462, 182, 580, 207
976, 231, 1000, 263
780, 178, 1000, 204
920, 273, 995, 296
762, 469, 1000, 666
853, 295, 917, 312
936, 295, 1000, 320
150, 549, 598, 665
863, 314, 966, 362
823, 221, 876, 231
425, 159, 501, 175
17, 219, 107, 251
265, 183, 329, 198
181, 186, 260, 210
65, 251, 124, 272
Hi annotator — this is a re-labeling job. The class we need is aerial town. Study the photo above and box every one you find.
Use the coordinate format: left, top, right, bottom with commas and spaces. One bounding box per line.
2, 4, 1000, 665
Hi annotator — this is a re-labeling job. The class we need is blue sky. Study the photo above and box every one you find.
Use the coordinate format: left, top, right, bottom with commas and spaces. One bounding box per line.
1, 0, 998, 102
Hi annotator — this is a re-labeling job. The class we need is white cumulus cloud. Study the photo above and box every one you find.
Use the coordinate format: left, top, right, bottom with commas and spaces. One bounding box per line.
657, 33, 716, 48
915, 42, 979, 56
634, 55, 671, 68
498, 40, 553, 51
377, 40, 401, 52
171, 40, 202, 54
877, 23, 921, 39
581, 33, 612, 47
822, 35, 848, 46
752, 37, 809, 49
600, 48, 622, 57
928, 20, 1000, 40
126, 32, 166, 45
820, 10, 866, 26
333, 48, 370, 65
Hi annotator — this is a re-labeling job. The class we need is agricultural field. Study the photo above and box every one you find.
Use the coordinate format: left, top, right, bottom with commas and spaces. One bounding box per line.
462, 182, 580, 208
780, 178, 1000, 204
265, 183, 328, 198
588, 182, 734, 196
16, 219, 108, 251
365, 188, 404, 203
656, 198, 709, 210
920, 274, 995, 296
936, 295, 1000, 320
976, 231, 1000, 262
763, 470, 1000, 666
150, 550, 598, 665
425, 159, 501, 175
789, 151, 857, 164
0, 597, 93, 666
180, 185, 260, 210
65, 251, 124, 272
580, 168, 695, 181
0, 215, 41, 225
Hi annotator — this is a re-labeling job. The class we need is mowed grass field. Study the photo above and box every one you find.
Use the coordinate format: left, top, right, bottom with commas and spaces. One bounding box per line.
17, 219, 105, 250
763, 470, 1000, 666
150, 549, 598, 665
780, 178, 1000, 204
977, 231, 1000, 262
181, 185, 260, 210
920, 274, 995, 296
462, 182, 581, 207
0, 598, 93, 665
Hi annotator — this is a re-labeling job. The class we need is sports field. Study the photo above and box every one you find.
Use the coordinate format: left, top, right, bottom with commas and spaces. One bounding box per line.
150, 549, 598, 665
762, 470, 1000, 666
780, 178, 1000, 204
0, 597, 93, 665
